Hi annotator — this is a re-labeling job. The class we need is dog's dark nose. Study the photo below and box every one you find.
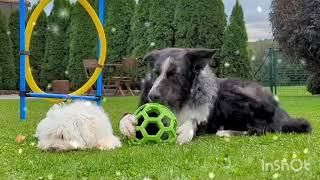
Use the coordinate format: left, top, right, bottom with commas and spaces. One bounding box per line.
148, 92, 160, 102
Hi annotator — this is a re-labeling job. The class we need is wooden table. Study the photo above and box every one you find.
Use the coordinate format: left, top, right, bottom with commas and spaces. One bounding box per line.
104, 64, 135, 96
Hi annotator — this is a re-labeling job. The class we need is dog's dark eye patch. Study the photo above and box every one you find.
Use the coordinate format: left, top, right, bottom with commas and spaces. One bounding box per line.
152, 69, 161, 76
166, 65, 177, 77
166, 71, 175, 77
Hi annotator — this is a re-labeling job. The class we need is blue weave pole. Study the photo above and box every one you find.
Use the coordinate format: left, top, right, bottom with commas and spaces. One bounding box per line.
27, 93, 100, 101
19, 0, 26, 121
96, 0, 105, 106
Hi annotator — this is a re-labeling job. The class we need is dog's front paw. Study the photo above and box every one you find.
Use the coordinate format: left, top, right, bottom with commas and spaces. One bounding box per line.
96, 136, 122, 150
216, 130, 232, 137
119, 114, 136, 139
176, 121, 195, 145
216, 130, 249, 137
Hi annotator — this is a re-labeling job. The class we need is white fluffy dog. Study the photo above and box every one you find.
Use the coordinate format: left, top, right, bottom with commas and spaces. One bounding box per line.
35, 101, 121, 151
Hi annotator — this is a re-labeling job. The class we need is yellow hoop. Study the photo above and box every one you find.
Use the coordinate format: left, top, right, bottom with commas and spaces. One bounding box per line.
25, 0, 107, 103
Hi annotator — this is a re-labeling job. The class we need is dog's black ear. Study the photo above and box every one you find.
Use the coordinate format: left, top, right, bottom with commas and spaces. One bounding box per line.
186, 48, 216, 72
143, 50, 160, 68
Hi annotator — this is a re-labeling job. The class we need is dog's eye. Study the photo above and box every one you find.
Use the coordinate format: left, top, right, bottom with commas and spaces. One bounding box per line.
166, 71, 175, 78
152, 69, 160, 76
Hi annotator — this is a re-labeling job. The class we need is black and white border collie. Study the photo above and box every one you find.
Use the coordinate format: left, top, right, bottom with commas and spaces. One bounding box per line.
120, 48, 311, 144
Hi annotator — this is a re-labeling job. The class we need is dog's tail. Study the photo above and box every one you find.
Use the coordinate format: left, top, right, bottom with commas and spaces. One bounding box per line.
280, 118, 312, 133
272, 108, 312, 134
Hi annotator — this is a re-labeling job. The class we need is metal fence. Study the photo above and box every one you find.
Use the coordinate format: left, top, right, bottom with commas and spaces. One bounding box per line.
253, 48, 310, 96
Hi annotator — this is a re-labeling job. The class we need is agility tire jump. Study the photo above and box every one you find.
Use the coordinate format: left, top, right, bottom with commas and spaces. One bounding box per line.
24, 0, 107, 103
19, 0, 106, 120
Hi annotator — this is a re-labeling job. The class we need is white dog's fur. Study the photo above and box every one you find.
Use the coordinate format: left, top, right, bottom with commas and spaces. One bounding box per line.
36, 101, 121, 151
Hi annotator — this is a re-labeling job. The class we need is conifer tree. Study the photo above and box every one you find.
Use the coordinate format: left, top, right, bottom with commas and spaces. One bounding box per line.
68, 0, 97, 89
8, 10, 20, 88
40, 0, 70, 87
106, 0, 134, 63
128, 0, 152, 58
0, 10, 17, 90
29, 10, 47, 86
230, 0, 247, 41
174, 0, 226, 49
218, 1, 251, 79
146, 0, 176, 52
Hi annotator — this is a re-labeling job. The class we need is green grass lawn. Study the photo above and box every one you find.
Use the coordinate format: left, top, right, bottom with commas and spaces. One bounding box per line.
275, 86, 312, 96
0, 96, 319, 179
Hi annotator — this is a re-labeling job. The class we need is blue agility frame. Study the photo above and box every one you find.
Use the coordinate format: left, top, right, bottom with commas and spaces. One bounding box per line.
19, 0, 105, 121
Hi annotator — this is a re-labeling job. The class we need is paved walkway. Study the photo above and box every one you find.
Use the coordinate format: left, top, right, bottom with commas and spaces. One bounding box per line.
0, 95, 20, 99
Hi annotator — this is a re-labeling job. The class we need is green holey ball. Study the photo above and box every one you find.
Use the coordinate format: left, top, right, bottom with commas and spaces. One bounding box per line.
129, 103, 177, 145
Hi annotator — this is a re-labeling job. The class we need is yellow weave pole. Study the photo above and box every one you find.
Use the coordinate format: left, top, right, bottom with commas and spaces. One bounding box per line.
25, 0, 107, 103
